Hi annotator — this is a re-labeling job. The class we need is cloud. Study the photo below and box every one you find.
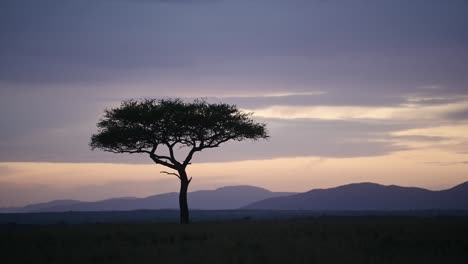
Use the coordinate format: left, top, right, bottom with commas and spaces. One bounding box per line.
404, 96, 464, 106
446, 108, 468, 121
391, 135, 448, 142
424, 161, 468, 166
0, 89, 467, 163
392, 125, 468, 140
205, 92, 405, 108
1, 0, 468, 92
244, 99, 468, 121
192, 118, 413, 161
1, 0, 468, 164
0, 116, 415, 163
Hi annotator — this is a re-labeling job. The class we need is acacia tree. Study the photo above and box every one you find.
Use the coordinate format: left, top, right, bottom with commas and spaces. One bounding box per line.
90, 98, 268, 224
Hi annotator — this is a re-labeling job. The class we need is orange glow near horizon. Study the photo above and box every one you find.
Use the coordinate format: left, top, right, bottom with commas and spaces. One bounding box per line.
1, 147, 468, 207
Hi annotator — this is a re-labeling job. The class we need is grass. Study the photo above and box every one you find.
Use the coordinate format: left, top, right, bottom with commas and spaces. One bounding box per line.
1, 217, 467, 264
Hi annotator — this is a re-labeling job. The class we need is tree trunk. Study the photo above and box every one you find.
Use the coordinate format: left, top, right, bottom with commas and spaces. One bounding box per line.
178, 170, 190, 224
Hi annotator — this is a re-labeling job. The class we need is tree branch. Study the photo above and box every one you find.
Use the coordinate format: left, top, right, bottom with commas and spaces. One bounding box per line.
165, 142, 181, 167
182, 140, 204, 167
150, 154, 178, 170
150, 144, 158, 154
148, 144, 176, 164
151, 153, 174, 162
160, 171, 181, 180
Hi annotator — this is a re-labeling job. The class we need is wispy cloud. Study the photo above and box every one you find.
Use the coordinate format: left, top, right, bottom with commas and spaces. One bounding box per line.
392, 125, 468, 140
424, 161, 468, 166
216, 91, 326, 99
446, 108, 468, 121
244, 100, 468, 121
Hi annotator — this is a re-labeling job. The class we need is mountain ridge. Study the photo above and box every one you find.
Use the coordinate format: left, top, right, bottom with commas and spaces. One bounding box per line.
242, 181, 468, 210
2, 181, 467, 213
0, 185, 294, 213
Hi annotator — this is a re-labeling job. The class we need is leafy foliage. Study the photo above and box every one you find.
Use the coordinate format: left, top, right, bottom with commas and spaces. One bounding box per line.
90, 98, 268, 169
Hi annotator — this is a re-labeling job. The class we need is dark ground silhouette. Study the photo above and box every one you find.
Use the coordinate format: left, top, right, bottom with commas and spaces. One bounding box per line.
1, 217, 468, 264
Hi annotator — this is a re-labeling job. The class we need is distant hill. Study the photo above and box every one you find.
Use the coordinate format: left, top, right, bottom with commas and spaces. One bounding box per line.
0, 200, 81, 213
243, 181, 468, 210
0, 186, 295, 213
3, 182, 467, 213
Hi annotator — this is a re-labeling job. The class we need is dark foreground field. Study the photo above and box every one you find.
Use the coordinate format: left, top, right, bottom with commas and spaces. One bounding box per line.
1, 216, 468, 264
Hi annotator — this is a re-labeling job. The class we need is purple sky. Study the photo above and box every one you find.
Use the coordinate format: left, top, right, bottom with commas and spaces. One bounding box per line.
1, 0, 468, 206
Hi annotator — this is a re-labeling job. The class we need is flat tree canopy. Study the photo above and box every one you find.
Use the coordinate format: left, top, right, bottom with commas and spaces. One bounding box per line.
90, 98, 268, 223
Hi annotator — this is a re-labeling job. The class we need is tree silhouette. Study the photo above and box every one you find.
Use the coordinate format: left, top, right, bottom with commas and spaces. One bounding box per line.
90, 98, 268, 224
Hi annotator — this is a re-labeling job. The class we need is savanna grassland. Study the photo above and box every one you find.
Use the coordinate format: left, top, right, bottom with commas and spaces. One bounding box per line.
1, 217, 467, 264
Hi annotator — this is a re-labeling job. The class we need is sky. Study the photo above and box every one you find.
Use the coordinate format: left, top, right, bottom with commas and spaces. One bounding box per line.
1, 0, 468, 207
